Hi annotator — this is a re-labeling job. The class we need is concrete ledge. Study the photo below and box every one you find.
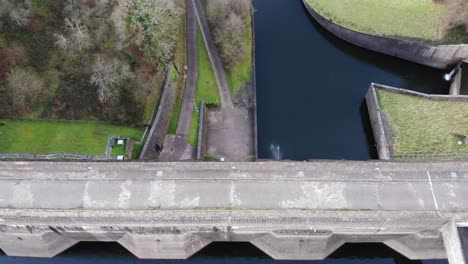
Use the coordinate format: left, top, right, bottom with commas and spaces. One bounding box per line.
366, 85, 392, 160
303, 0, 468, 69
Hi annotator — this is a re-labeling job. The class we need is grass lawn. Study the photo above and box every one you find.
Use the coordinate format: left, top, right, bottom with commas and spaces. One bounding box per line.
188, 111, 200, 147
306, 0, 445, 42
227, 12, 253, 98
186, 26, 222, 147
196, 27, 221, 106
0, 119, 144, 155
376, 89, 468, 155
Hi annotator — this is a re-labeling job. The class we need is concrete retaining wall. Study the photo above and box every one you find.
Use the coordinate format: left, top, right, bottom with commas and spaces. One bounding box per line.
365, 85, 392, 160
450, 69, 463, 96
303, 0, 468, 69
140, 66, 177, 160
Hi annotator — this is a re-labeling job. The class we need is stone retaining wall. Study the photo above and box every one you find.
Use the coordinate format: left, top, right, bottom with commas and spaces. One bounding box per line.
140, 66, 176, 160
303, 0, 468, 69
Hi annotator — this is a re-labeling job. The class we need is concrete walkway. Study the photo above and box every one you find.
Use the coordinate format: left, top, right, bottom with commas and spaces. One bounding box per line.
193, 0, 255, 161
159, 0, 198, 161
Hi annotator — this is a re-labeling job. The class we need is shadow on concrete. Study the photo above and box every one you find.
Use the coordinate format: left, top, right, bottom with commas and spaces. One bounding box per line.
360, 101, 379, 159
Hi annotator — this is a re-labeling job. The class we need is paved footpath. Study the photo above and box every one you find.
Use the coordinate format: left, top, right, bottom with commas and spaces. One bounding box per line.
193, 0, 255, 161
159, 0, 198, 161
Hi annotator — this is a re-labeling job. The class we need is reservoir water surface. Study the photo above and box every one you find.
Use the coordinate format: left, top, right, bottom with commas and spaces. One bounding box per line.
255, 0, 449, 160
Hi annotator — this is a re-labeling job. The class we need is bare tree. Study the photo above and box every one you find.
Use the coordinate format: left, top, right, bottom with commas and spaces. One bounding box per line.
90, 55, 133, 104
0, 0, 32, 27
54, 17, 91, 53
5, 67, 45, 113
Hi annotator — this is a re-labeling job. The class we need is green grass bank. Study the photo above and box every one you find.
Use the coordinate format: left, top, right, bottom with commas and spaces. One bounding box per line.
187, 27, 221, 147
0, 119, 144, 155
376, 89, 468, 155
306, 0, 446, 42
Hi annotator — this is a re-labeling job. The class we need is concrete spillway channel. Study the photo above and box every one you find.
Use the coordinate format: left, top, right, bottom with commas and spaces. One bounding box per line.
0, 161, 467, 263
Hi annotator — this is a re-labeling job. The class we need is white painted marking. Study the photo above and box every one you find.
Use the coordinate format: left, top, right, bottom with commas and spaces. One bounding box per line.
427, 171, 439, 211
157, 171, 163, 177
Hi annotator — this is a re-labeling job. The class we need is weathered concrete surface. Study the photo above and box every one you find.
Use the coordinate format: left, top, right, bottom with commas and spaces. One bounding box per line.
206, 107, 255, 161
0, 161, 468, 260
303, 0, 468, 70
442, 222, 466, 264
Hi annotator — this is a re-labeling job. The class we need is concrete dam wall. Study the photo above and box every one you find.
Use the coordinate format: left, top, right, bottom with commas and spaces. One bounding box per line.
0, 161, 467, 261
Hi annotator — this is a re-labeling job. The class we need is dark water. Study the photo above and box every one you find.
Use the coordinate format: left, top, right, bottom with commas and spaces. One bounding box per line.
0, 242, 449, 264
459, 227, 468, 261
255, 0, 449, 160
0, 0, 451, 263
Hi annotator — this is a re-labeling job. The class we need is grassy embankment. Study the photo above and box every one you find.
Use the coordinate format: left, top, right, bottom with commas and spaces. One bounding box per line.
306, 0, 449, 42
226, 11, 253, 98
187, 27, 221, 147
0, 119, 143, 155
167, 4, 188, 135
376, 89, 468, 155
